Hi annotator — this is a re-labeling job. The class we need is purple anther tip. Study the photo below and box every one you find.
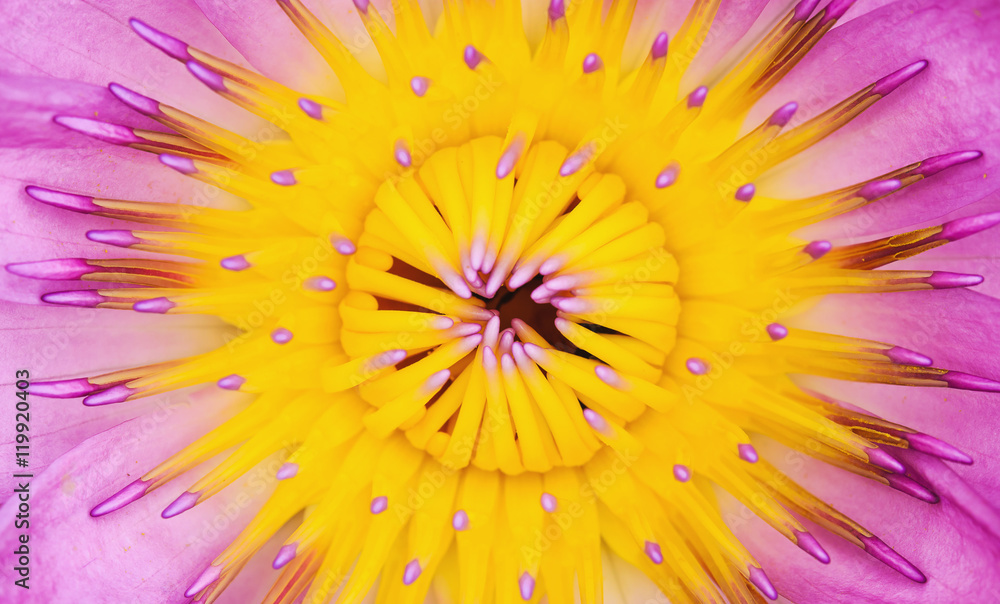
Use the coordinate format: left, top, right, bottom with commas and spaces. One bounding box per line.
656, 162, 680, 189
496, 140, 523, 180
583, 408, 610, 434
859, 535, 926, 583
794, 530, 830, 564
913, 150, 983, 177
109, 83, 162, 116
162, 491, 200, 518
395, 142, 413, 168
644, 541, 664, 564
30, 378, 100, 399
370, 495, 388, 514
927, 271, 983, 289
886, 474, 939, 504
738, 443, 759, 463
129, 18, 190, 61
91, 479, 151, 517
271, 170, 297, 186
54, 115, 143, 146
857, 179, 902, 201
885, 346, 932, 367
866, 447, 906, 473
793, 0, 821, 22
276, 462, 299, 480
134, 297, 176, 314
25, 185, 101, 213
559, 152, 587, 177
747, 565, 778, 600
452, 509, 470, 531
735, 183, 756, 202
220, 255, 251, 271
159, 153, 197, 175
519, 572, 535, 600
819, 0, 858, 25
217, 374, 245, 391
186, 61, 227, 92
768, 102, 798, 127
804, 240, 832, 260
353, 0, 370, 12
940, 371, 1000, 392
673, 464, 690, 482
464, 45, 485, 70
766, 323, 788, 341
272, 543, 298, 569
403, 559, 422, 585
328, 235, 355, 256
937, 212, 1000, 242
548, 0, 566, 21
298, 97, 324, 120
304, 276, 337, 291
595, 365, 624, 388
410, 76, 430, 97
651, 32, 669, 59
185, 565, 222, 598
271, 327, 294, 344
906, 432, 973, 465
871, 60, 928, 97
687, 86, 709, 108
87, 230, 142, 248
41, 290, 105, 308
540, 492, 558, 512
686, 357, 708, 375
583, 53, 603, 74
7, 258, 93, 281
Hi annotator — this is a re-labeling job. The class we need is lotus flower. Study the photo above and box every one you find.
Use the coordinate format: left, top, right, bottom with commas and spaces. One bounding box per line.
2, 0, 1000, 602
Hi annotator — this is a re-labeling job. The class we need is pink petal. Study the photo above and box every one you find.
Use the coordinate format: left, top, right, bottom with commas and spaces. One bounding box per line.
0, 300, 229, 493
799, 289, 1000, 516
0, 0, 251, 125
730, 444, 1000, 603
756, 0, 1000, 237
0, 393, 269, 601
193, 0, 339, 94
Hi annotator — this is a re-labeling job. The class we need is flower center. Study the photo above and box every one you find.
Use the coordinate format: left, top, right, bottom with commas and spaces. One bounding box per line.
343, 135, 678, 469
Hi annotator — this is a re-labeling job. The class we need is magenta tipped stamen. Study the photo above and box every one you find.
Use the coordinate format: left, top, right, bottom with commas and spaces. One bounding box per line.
90, 479, 151, 517
271, 170, 297, 186
651, 32, 669, 59
804, 240, 832, 260
162, 490, 200, 518
644, 540, 664, 564
735, 183, 756, 202
687, 86, 709, 108
87, 230, 142, 248
403, 559, 422, 585
83, 384, 136, 406
767, 323, 788, 341
926, 271, 984, 289
748, 565, 778, 600
672, 464, 691, 482
686, 357, 708, 375
271, 328, 294, 344
276, 462, 299, 480
129, 18, 191, 60
133, 297, 176, 314
794, 530, 830, 564
221, 255, 251, 271
738, 443, 759, 463
273, 543, 298, 569
371, 495, 388, 514
217, 374, 246, 391
583, 53, 603, 73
